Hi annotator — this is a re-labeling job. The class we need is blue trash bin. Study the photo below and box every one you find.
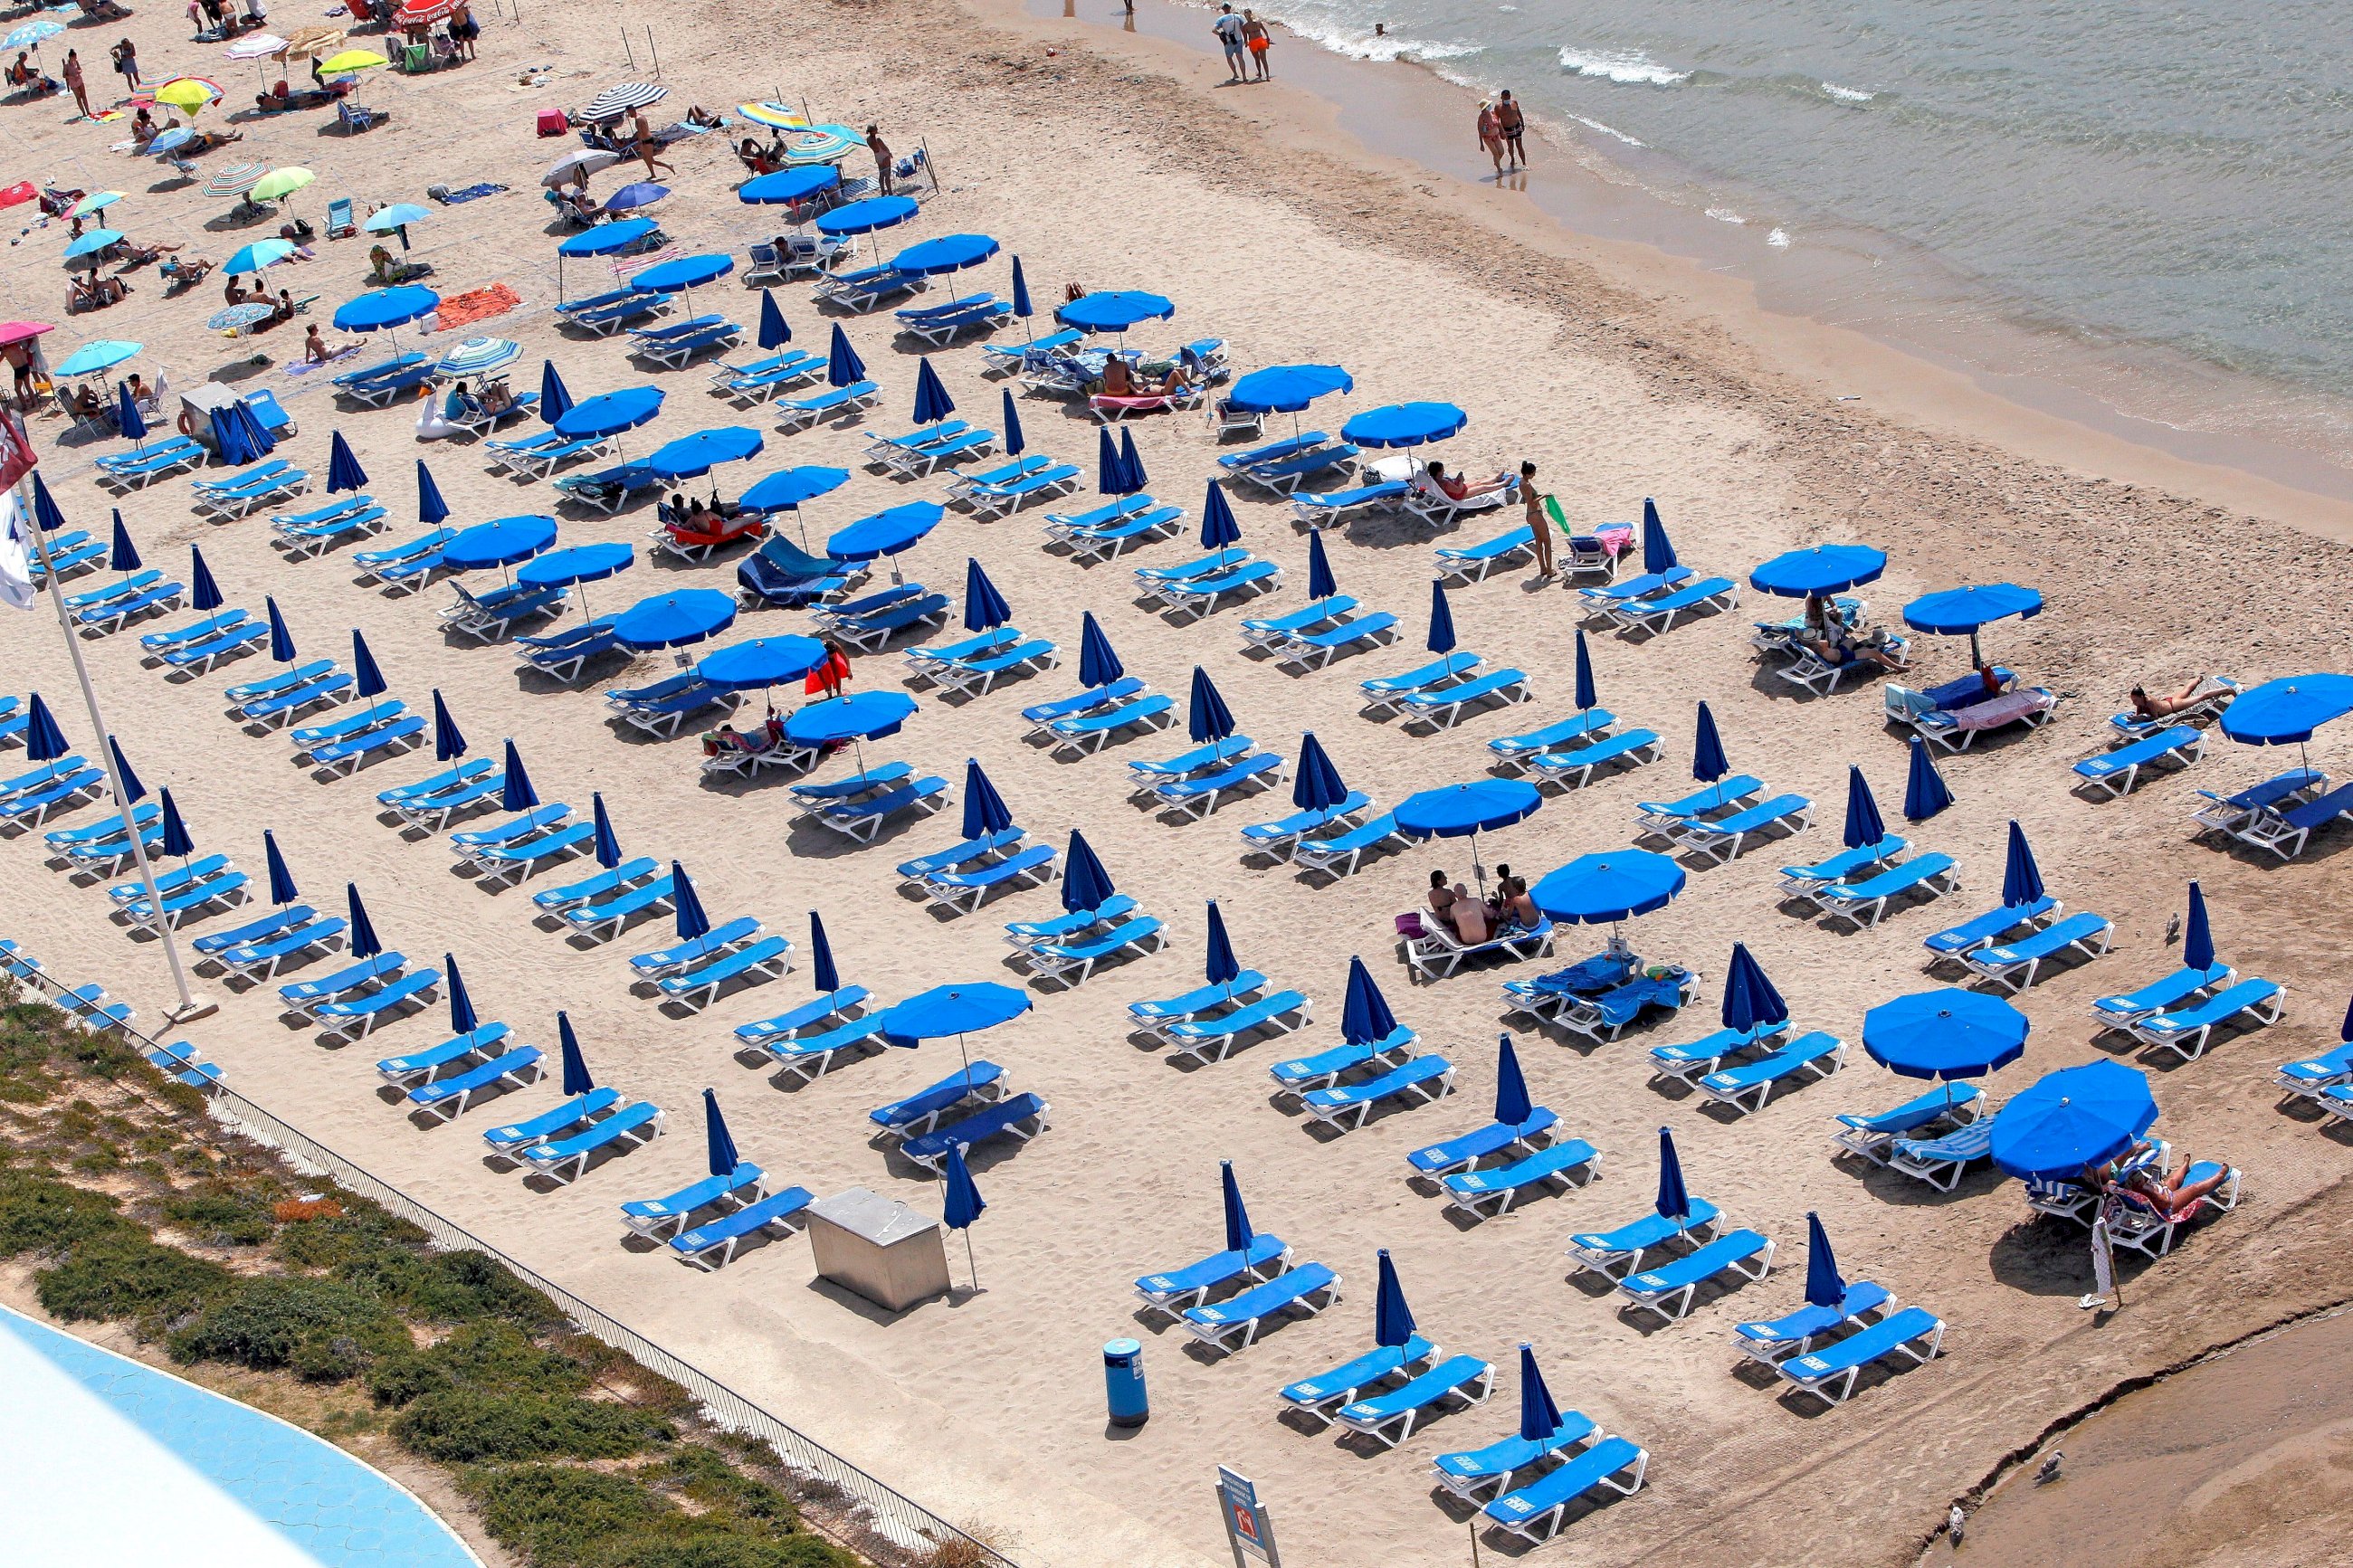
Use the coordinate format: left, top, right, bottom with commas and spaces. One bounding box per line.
1104, 1337, 1148, 1428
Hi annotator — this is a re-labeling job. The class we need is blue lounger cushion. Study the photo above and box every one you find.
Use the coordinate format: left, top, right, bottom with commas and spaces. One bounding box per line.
1777, 1306, 1945, 1404
668, 1185, 815, 1267
867, 1060, 1004, 1134
1134, 1234, 1291, 1312
1404, 1109, 1559, 1175
1278, 1335, 1438, 1417
1482, 1437, 1649, 1538
1615, 1228, 1774, 1320
621, 1163, 765, 1236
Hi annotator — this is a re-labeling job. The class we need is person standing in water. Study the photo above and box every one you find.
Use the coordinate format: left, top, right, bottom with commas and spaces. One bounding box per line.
1498, 89, 1528, 167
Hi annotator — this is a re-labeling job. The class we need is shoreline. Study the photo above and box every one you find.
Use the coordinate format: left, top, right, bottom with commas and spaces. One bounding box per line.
1004, 0, 2353, 540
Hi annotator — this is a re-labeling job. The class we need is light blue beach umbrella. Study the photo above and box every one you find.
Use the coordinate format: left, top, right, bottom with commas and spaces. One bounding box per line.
1305, 529, 1337, 601
1062, 829, 1115, 913
912, 356, 955, 426
1640, 499, 1676, 575
962, 557, 1011, 632
1200, 480, 1241, 547
326, 430, 367, 493
1340, 955, 1398, 1045
1077, 612, 1123, 688
263, 831, 298, 906
702, 1088, 740, 1177
1720, 943, 1788, 1034
1219, 1159, 1253, 1251
1425, 579, 1456, 654
961, 758, 1013, 840
500, 741, 538, 812
1843, 766, 1886, 849
62, 229, 124, 262
444, 954, 478, 1036
1372, 1250, 1415, 1347
1804, 1213, 1847, 1308
591, 793, 622, 870
223, 237, 296, 276
1291, 732, 1348, 813
808, 910, 842, 997
53, 339, 140, 377
1903, 736, 1953, 821
1187, 665, 1236, 742
1205, 901, 1240, 991
757, 289, 791, 350
1574, 629, 1598, 712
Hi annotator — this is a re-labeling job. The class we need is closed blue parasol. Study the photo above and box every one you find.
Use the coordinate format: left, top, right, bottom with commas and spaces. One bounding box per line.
1655, 1126, 1691, 1220
30, 473, 66, 532
1340, 955, 1398, 1045
912, 357, 955, 426
351, 629, 386, 701
757, 289, 791, 350
629, 252, 734, 293
1205, 901, 1240, 989
157, 790, 195, 860
443, 515, 557, 570
443, 954, 478, 1036
963, 557, 1011, 632
1749, 544, 1887, 598
1010, 255, 1033, 320
1517, 1345, 1564, 1442
647, 426, 764, 480
116, 383, 146, 445
1057, 290, 1175, 333
1494, 1033, 1532, 1126
2217, 673, 2353, 746
815, 194, 919, 235
1000, 387, 1025, 457
557, 1012, 595, 1096
538, 360, 575, 423
1372, 1250, 1415, 1347
557, 216, 659, 255
961, 758, 1013, 839
2002, 820, 2044, 907
1862, 988, 2030, 1079
695, 635, 828, 692
702, 1088, 741, 1176
326, 429, 368, 493
1691, 700, 1729, 783
1843, 766, 1887, 849
1306, 529, 1337, 601
1200, 480, 1241, 547
737, 466, 848, 514
1077, 612, 1123, 688
263, 830, 298, 906
612, 588, 737, 651
1119, 427, 1148, 492
332, 285, 440, 333
591, 794, 622, 870
1341, 401, 1467, 448
807, 910, 842, 995
1062, 829, 1116, 913
827, 501, 942, 563
346, 883, 383, 959
669, 860, 710, 944
1219, 1160, 1253, 1251
1425, 578, 1456, 653
1990, 1060, 2156, 1180
1187, 665, 1236, 742
554, 385, 664, 442
1903, 736, 1954, 821
21, 694, 68, 763
1574, 628, 1598, 711
1530, 850, 1686, 924
1720, 943, 1789, 1033
107, 736, 145, 803
1641, 499, 1677, 575
1096, 426, 1137, 497
500, 740, 538, 812
782, 691, 916, 747
826, 322, 866, 387
265, 597, 295, 662
2182, 881, 2215, 972
110, 512, 140, 572
414, 459, 449, 526
941, 1145, 985, 1249
187, 546, 223, 613
1225, 363, 1352, 413
891, 233, 999, 276
1291, 731, 1348, 812
1804, 1212, 1847, 1308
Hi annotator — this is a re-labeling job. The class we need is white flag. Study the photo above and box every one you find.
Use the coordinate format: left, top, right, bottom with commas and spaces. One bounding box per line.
2090, 1216, 2115, 1297
0, 492, 36, 612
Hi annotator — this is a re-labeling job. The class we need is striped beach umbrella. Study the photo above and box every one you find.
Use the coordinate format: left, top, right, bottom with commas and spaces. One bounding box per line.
737, 100, 809, 129
584, 81, 668, 121
203, 161, 269, 198
435, 337, 519, 377
776, 124, 866, 166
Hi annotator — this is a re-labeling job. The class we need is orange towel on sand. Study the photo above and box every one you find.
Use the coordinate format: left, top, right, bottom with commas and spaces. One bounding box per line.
433, 282, 521, 332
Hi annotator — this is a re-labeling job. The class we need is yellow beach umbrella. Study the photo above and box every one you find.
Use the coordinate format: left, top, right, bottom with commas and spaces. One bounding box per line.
153, 76, 223, 113
251, 166, 315, 204
319, 48, 388, 73
738, 100, 810, 130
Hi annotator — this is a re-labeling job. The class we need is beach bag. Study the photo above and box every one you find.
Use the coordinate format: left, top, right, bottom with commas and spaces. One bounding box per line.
1395, 913, 1425, 937
536, 108, 568, 138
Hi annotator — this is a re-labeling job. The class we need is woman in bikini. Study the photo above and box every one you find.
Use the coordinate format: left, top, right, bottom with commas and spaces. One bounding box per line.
1476, 100, 1504, 175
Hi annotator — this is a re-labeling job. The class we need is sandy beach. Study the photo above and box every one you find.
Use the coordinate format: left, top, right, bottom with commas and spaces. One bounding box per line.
5, 0, 2353, 1564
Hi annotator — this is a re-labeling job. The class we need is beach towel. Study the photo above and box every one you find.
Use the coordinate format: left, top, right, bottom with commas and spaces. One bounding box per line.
433, 182, 508, 205
433, 282, 521, 332
284, 344, 365, 376
1543, 499, 1634, 557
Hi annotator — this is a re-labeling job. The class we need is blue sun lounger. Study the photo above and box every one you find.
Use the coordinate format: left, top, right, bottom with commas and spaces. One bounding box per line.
1405, 1108, 1559, 1177
570, 290, 673, 336
1777, 836, 1909, 907
2091, 962, 2234, 1028
391, 771, 509, 832
520, 1100, 664, 1183
1670, 794, 1812, 864
1136, 546, 1250, 590
377, 1024, 512, 1087
2073, 725, 2203, 800
1300, 1053, 1453, 1131
378, 757, 495, 810
119, 871, 251, 929
1578, 566, 1693, 611
896, 828, 1028, 885
1129, 973, 1271, 1038
1049, 695, 1176, 753
1528, 729, 1662, 789
718, 350, 825, 404
1397, 666, 1530, 729
1567, 1199, 1722, 1279
193, 461, 309, 521
1178, 1261, 1339, 1352
215, 917, 347, 981
1608, 575, 1740, 637
452, 803, 570, 865
160, 619, 270, 673
291, 700, 409, 754
1163, 990, 1311, 1065
630, 917, 763, 979
831, 594, 953, 654
1814, 852, 1959, 929
622, 1163, 765, 1239
411, 1048, 548, 1123
1482, 1436, 1650, 1544
1647, 1022, 1789, 1086
315, 967, 441, 1042
2128, 977, 2282, 1061
1154, 558, 1282, 620
1066, 504, 1189, 561
236, 671, 353, 727
1359, 652, 1483, 717
1434, 1411, 1599, 1503
1240, 794, 1371, 860
1887, 1119, 1996, 1190
1232, 442, 1361, 496
191, 901, 312, 956
76, 579, 185, 633
1921, 894, 2062, 962
141, 609, 247, 654
1278, 1335, 1440, 1427
1241, 594, 1357, 649
775, 379, 882, 432
1734, 1279, 1895, 1364
278, 951, 405, 1015
1026, 916, 1166, 987
310, 714, 427, 776
868, 1060, 1004, 1137
748, 1016, 886, 1084
1287, 813, 1408, 879
736, 986, 869, 1050
55, 985, 135, 1034
1274, 613, 1398, 670
609, 677, 735, 739
657, 936, 793, 1011
1615, 1228, 1775, 1323
472, 821, 598, 886
921, 843, 1059, 914
1332, 1354, 1494, 1447
1831, 1084, 1983, 1164
1434, 523, 1538, 584
1778, 1307, 1945, 1406
515, 619, 622, 683
1443, 1139, 1600, 1217
809, 777, 950, 842
2233, 780, 2353, 860
900, 1091, 1051, 1174
1699, 1032, 1845, 1113
1005, 896, 1136, 950
1958, 910, 2113, 991
1128, 736, 1253, 784
1154, 753, 1282, 820
1267, 1025, 1418, 1093
1134, 1233, 1292, 1319
1633, 775, 1764, 832
669, 1185, 814, 1269
484, 1085, 622, 1155
0, 768, 104, 826
31, 535, 107, 583
1289, 480, 1409, 527
2278, 1042, 2353, 1098
96, 438, 205, 490
1552, 968, 1697, 1044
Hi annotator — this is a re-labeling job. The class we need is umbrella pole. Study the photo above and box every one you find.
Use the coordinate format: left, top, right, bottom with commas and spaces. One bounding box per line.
963, 1229, 979, 1291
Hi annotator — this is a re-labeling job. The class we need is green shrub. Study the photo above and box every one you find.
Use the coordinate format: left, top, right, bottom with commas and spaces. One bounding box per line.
656, 1448, 800, 1528
0, 1170, 127, 1255
464, 1465, 672, 1564
588, 1532, 853, 1568
369, 1322, 588, 1408
271, 1198, 427, 1271
168, 1275, 408, 1375
394, 1389, 670, 1463
367, 1351, 456, 1408
36, 1229, 233, 1328
163, 1190, 279, 1247
374, 1248, 564, 1328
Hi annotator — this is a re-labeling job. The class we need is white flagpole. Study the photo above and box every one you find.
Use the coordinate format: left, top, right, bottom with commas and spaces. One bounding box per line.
11, 471, 212, 1021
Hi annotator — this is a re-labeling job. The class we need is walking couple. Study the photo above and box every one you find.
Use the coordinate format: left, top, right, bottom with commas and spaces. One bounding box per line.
1213, 5, 1272, 81
1477, 93, 1528, 173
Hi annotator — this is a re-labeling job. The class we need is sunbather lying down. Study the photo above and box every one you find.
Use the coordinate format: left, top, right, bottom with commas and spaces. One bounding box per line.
2091, 1143, 2233, 1221
1421, 461, 1510, 501
1100, 357, 1191, 397
2129, 677, 2220, 720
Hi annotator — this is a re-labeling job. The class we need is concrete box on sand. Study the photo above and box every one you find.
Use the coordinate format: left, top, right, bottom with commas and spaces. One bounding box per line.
807, 1186, 950, 1310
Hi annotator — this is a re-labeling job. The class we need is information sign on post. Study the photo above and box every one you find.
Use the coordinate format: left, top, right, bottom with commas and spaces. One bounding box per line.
1215, 1467, 1280, 1568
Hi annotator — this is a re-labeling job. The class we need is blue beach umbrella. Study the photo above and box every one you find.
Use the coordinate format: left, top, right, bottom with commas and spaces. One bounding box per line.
1494, 1034, 1532, 1126
1096, 427, 1134, 498
430, 690, 466, 761
351, 629, 386, 701
1219, 1160, 1253, 1251
591, 794, 621, 870
2182, 882, 2215, 972
538, 360, 575, 424
1291, 731, 1348, 813
326, 430, 367, 493
1372, 1250, 1415, 1347
827, 501, 944, 563
265, 596, 296, 662
1393, 779, 1542, 884
1306, 529, 1337, 601
1010, 255, 1033, 325
1425, 579, 1456, 654
1749, 544, 1887, 598
912, 357, 955, 426
612, 588, 738, 651
891, 233, 999, 276
738, 166, 839, 204
1077, 612, 1123, 689
1119, 427, 1148, 493
346, 883, 382, 959
647, 427, 765, 480
1862, 988, 2030, 1080
1691, 701, 1729, 783
826, 323, 866, 387
782, 691, 917, 748
1641, 499, 1676, 575
1990, 1060, 2157, 1180
962, 556, 1011, 631
1655, 1126, 1691, 1220
187, 546, 223, 613
518, 542, 635, 616
1227, 363, 1353, 413
1843, 766, 1886, 849
332, 284, 440, 340
1062, 829, 1115, 913
108, 736, 146, 803
737, 466, 849, 516
224, 237, 296, 276
808, 910, 842, 996
1720, 943, 1788, 1034
443, 515, 558, 573
444, 954, 478, 1036
110, 512, 140, 573
22, 694, 68, 763
2002, 821, 2044, 908
1573, 629, 1598, 712
1902, 582, 2043, 665
1903, 736, 1954, 821
1205, 901, 1240, 990
629, 252, 734, 295
157, 790, 195, 860
1000, 388, 1025, 458
1804, 1213, 1847, 1308
1517, 1345, 1564, 1441
557, 216, 660, 255
500, 741, 538, 812
1340, 955, 1398, 1045
52, 340, 139, 378
702, 1088, 740, 1177
1530, 849, 1686, 925
878, 981, 1034, 1083
604, 182, 670, 214
2218, 673, 2353, 753
62, 229, 125, 261
942, 1143, 986, 1286
263, 831, 298, 906
1342, 401, 1467, 449
961, 758, 1013, 840
1187, 665, 1236, 743
695, 635, 828, 693
553, 385, 664, 443
814, 194, 919, 236
1200, 480, 1241, 548
116, 382, 146, 445
757, 289, 791, 350
557, 1012, 595, 1096
414, 459, 449, 526
1058, 290, 1176, 335
669, 860, 711, 945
